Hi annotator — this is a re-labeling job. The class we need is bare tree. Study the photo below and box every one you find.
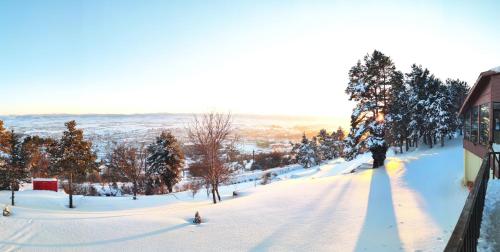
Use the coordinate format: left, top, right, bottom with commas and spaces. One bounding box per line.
187, 112, 235, 204
105, 143, 146, 200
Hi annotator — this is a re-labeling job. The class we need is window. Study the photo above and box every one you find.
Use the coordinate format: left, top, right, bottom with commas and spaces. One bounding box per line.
480, 103, 489, 145
493, 103, 500, 144
465, 109, 471, 141
471, 106, 479, 143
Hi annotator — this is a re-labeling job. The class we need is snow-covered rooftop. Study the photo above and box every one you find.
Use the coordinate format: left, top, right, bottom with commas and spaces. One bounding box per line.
490, 66, 500, 73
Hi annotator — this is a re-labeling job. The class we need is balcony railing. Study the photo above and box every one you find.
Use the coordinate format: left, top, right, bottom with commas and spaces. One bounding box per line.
444, 152, 498, 252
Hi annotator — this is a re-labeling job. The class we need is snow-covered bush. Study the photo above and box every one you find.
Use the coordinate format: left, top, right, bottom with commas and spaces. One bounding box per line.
3, 205, 11, 217
261, 172, 271, 185
193, 211, 202, 224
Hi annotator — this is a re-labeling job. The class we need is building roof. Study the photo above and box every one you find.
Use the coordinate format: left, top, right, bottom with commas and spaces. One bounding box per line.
459, 67, 500, 115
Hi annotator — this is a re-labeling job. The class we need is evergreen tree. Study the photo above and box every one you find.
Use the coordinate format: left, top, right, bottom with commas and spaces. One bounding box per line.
447, 79, 470, 135
0, 120, 10, 153
388, 71, 410, 153
433, 82, 454, 146
21, 136, 55, 178
292, 134, 318, 168
317, 129, 335, 160
406, 64, 433, 147
344, 50, 401, 167
50, 121, 97, 208
146, 131, 185, 193
1, 131, 30, 206
332, 127, 346, 158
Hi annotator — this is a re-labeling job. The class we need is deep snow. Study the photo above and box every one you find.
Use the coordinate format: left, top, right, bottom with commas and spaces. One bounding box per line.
0, 138, 467, 252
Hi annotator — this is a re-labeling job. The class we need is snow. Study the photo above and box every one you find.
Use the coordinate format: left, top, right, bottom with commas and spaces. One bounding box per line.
489, 66, 500, 73
0, 138, 467, 251
478, 180, 500, 251
32, 178, 57, 182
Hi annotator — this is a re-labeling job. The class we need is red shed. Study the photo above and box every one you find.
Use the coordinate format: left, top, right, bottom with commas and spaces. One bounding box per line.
32, 178, 58, 192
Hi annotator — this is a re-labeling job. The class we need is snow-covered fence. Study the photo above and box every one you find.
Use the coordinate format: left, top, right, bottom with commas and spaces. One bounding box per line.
445, 152, 494, 252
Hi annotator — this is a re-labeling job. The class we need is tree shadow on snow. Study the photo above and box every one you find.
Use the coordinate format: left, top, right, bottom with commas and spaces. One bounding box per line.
0, 222, 190, 248
354, 168, 404, 251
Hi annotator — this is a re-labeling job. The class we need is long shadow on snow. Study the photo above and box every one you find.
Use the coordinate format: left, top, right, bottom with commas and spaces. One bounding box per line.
249, 177, 353, 251
354, 167, 404, 251
0, 223, 190, 248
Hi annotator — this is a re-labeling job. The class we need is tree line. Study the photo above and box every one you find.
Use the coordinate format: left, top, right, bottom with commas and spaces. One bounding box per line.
0, 112, 238, 207
344, 50, 469, 168
291, 127, 346, 168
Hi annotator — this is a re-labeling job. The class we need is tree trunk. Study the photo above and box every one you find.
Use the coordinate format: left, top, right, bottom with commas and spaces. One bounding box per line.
211, 187, 217, 204
441, 135, 445, 147
371, 145, 388, 168
399, 141, 403, 154
11, 182, 15, 206
423, 134, 427, 145
69, 172, 74, 208
428, 134, 433, 148
215, 185, 221, 202
133, 180, 137, 200
415, 136, 418, 148
434, 135, 437, 145
405, 138, 409, 152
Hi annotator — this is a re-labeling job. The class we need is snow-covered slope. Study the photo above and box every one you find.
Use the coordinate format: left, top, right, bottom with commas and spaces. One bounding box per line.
0, 139, 467, 251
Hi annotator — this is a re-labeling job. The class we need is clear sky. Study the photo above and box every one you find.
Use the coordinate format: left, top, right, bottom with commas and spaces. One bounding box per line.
1, 0, 500, 118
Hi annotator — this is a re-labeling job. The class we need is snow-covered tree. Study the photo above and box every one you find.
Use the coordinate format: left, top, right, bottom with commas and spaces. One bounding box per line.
292, 134, 319, 168
388, 71, 410, 153
406, 64, 434, 148
0, 131, 30, 206
146, 131, 185, 193
317, 129, 335, 160
447, 79, 470, 135
344, 50, 401, 167
49, 121, 98, 208
433, 83, 454, 146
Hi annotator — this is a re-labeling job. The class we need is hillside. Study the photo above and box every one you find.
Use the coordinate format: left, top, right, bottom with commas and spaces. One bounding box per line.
0, 138, 467, 251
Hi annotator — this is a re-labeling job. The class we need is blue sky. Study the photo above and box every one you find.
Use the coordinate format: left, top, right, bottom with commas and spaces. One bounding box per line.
1, 0, 500, 118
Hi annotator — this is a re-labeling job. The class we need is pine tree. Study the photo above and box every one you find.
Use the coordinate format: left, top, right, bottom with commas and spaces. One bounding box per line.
344, 50, 401, 167
0, 120, 10, 153
447, 79, 470, 135
146, 131, 184, 193
388, 71, 410, 153
49, 121, 97, 208
1, 131, 30, 206
317, 129, 335, 160
406, 64, 433, 147
292, 134, 318, 168
433, 82, 454, 146
332, 127, 346, 158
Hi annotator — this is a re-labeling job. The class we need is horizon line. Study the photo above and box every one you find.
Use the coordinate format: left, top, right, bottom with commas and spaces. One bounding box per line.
0, 112, 347, 120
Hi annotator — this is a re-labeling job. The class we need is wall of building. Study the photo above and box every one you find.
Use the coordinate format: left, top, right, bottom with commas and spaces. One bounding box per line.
464, 149, 483, 183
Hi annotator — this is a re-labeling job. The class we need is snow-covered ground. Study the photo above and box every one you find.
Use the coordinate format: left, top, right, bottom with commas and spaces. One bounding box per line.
478, 180, 500, 252
0, 138, 467, 251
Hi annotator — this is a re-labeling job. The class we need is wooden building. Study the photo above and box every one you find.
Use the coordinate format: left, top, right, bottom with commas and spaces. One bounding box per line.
459, 67, 500, 183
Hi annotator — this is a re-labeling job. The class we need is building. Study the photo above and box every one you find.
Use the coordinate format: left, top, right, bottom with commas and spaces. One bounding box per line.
32, 178, 58, 192
459, 67, 500, 184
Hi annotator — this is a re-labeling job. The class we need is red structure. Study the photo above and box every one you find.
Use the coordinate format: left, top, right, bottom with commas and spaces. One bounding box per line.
32, 178, 58, 192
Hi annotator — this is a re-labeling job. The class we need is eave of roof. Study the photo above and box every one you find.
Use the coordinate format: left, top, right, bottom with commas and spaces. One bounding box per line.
458, 70, 500, 115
